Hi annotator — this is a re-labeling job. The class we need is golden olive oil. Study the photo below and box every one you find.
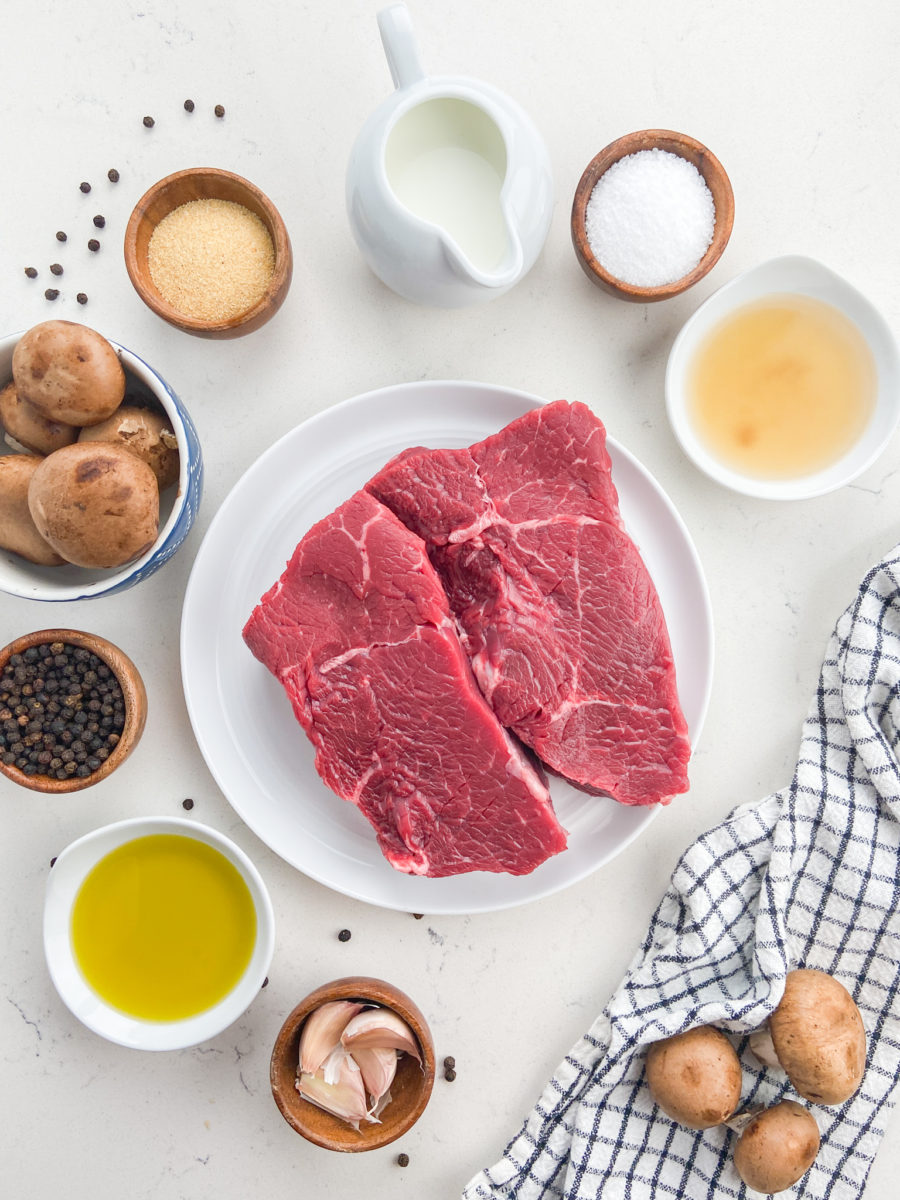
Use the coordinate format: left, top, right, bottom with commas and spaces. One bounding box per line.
71, 834, 257, 1022
688, 293, 875, 479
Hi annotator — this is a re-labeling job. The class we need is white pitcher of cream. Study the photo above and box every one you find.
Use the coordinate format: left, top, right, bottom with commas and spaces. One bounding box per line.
346, 4, 554, 307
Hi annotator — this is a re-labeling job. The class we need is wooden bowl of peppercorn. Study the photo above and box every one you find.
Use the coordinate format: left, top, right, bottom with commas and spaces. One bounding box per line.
0, 629, 147, 793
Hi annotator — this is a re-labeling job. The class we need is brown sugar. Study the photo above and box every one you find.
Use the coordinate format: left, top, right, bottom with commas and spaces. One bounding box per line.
148, 198, 275, 322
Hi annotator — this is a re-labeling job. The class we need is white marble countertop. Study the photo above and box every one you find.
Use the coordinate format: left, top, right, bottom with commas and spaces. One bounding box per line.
2, 1, 899, 1196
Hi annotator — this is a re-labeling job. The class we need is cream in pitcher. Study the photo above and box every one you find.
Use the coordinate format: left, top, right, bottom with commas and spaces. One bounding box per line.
346, 3, 553, 307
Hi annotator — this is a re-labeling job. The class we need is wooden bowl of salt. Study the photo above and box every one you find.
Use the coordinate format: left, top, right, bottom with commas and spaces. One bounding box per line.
124, 167, 293, 338
571, 129, 734, 302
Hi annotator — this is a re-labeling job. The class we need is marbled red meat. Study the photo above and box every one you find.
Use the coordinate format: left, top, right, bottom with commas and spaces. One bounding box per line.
243, 490, 567, 876
367, 400, 690, 806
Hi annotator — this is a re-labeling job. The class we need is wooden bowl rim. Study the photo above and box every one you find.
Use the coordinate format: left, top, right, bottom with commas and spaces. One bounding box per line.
269, 975, 436, 1152
571, 128, 735, 302
0, 628, 147, 794
123, 166, 293, 336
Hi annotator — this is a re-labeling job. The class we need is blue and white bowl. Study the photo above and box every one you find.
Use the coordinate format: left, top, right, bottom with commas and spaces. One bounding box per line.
0, 331, 203, 600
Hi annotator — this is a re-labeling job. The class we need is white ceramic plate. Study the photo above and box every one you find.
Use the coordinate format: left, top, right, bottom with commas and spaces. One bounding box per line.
665, 256, 900, 499
181, 382, 713, 914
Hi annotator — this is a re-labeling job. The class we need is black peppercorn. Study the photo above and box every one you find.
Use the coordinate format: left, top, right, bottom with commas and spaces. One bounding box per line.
50, 857, 57, 868
444, 1067, 456, 1082
76, 293, 88, 305
56, 231, 67, 242
79, 181, 91, 193
397, 1153, 410, 1167
107, 168, 119, 183
412, 913, 424, 919
184, 99, 195, 112
182, 797, 194, 810
338, 928, 352, 942
44, 288, 59, 300
88, 239, 100, 252
261, 976, 269, 988
50, 263, 63, 276
143, 115, 155, 128
443, 1055, 456, 1070
92, 215, 105, 229
214, 104, 225, 118
24, 267, 37, 278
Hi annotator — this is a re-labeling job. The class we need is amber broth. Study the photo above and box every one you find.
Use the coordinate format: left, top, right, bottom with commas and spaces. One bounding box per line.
688, 293, 875, 479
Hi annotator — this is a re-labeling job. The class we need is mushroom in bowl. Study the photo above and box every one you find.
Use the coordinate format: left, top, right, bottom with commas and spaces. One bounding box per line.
0, 323, 202, 600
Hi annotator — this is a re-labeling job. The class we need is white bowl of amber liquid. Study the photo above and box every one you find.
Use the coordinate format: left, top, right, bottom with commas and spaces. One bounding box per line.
43, 816, 274, 1050
665, 256, 900, 499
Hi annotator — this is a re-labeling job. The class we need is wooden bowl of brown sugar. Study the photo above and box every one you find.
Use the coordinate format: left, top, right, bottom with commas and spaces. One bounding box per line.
124, 168, 293, 338
0, 628, 147, 794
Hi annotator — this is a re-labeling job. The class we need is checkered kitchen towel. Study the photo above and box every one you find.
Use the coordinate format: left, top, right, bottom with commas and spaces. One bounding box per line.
464, 544, 900, 1199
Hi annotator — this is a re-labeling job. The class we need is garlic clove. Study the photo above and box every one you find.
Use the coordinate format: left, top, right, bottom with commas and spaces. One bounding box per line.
296, 1057, 371, 1129
299, 1000, 366, 1076
321, 1042, 360, 1087
340, 1007, 421, 1061
369, 1087, 394, 1120
353, 1045, 399, 1102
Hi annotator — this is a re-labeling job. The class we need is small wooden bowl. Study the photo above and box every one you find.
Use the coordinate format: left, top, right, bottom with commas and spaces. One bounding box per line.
124, 167, 293, 338
571, 129, 734, 302
270, 976, 436, 1152
0, 629, 147, 794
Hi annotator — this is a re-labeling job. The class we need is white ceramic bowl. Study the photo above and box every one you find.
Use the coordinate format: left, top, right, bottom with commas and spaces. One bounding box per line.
0, 329, 203, 600
44, 816, 274, 1050
665, 256, 900, 499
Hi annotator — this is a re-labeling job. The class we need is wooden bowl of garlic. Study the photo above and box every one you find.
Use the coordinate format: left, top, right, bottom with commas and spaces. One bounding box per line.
270, 976, 436, 1152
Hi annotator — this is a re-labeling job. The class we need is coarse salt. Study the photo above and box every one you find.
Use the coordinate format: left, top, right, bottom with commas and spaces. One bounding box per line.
584, 148, 715, 288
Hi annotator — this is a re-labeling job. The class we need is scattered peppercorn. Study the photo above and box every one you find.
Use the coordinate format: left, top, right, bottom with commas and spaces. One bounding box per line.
79, 181, 91, 193
0, 642, 125, 781
50, 263, 63, 276
184, 98, 195, 112
214, 104, 225, 118
107, 168, 119, 183
76, 293, 88, 305
143, 115, 155, 128
444, 1067, 457, 1082
397, 1153, 410, 1168
44, 289, 59, 301
443, 1055, 456, 1070
412, 913, 424, 920
50, 857, 57, 868
93, 215, 106, 229
56, 231, 67, 243
182, 797, 194, 810
24, 267, 37, 279
338, 928, 352, 942
262, 976, 269, 988
88, 239, 100, 252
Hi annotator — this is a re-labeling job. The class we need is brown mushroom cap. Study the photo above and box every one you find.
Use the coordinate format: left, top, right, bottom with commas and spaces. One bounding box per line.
27, 442, 159, 568
77, 406, 180, 490
768, 969, 866, 1105
0, 380, 79, 456
645, 1026, 742, 1129
12, 320, 125, 426
733, 1100, 820, 1193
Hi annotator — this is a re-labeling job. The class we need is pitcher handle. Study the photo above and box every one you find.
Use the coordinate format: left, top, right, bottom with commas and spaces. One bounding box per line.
378, 4, 425, 90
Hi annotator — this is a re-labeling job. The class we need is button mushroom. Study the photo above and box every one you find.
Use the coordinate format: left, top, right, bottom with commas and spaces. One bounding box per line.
732, 1100, 820, 1194
645, 1025, 742, 1129
77, 406, 180, 490
27, 442, 159, 568
0, 455, 66, 565
749, 969, 866, 1105
12, 320, 125, 427
1, 379, 79, 456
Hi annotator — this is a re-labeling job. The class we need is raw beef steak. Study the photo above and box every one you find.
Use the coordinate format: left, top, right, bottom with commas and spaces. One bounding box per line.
367, 401, 691, 806
243, 490, 567, 877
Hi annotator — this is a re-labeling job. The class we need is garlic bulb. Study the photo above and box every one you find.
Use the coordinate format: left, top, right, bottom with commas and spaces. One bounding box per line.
295, 1001, 420, 1130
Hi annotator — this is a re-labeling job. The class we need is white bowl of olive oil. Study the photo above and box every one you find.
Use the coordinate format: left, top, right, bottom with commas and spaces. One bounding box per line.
666, 256, 900, 499
44, 817, 275, 1050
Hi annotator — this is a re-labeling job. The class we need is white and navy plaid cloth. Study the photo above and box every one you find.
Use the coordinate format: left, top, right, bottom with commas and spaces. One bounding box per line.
464, 545, 900, 1199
